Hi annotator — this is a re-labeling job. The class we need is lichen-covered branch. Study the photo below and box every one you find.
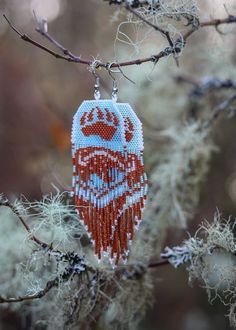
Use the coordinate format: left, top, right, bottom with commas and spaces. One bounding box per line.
0, 278, 58, 303
104, 0, 161, 7
0, 250, 87, 303
162, 214, 236, 327
0, 196, 48, 248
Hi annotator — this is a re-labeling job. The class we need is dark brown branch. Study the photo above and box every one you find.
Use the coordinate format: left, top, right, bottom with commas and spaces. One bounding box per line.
3, 13, 236, 69
182, 15, 236, 40
3, 13, 172, 68
34, 15, 81, 61
36, 28, 79, 60
2, 14, 73, 62
148, 259, 170, 268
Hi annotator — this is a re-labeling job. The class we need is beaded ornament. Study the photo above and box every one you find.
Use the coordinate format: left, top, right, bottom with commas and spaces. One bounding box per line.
71, 95, 147, 265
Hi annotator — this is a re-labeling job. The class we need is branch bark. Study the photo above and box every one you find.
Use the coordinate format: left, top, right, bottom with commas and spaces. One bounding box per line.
3, 13, 236, 69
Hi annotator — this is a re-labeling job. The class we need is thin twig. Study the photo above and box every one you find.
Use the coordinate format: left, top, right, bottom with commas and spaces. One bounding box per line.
182, 15, 236, 40
201, 15, 236, 27
3, 14, 236, 69
207, 93, 236, 126
148, 259, 170, 268
34, 13, 80, 61
126, 5, 174, 47
2, 14, 73, 63
3, 13, 171, 67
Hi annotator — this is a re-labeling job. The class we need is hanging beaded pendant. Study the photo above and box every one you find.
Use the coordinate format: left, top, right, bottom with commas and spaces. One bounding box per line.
71, 99, 147, 265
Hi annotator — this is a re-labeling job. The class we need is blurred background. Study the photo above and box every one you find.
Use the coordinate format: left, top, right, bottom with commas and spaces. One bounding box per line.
0, 0, 236, 329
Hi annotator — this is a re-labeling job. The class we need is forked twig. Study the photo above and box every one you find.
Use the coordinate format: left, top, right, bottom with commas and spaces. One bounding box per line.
3, 13, 236, 69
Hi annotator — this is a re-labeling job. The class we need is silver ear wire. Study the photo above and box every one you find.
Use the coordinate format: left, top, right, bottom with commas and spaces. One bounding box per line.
112, 79, 118, 102
89, 60, 101, 100
94, 76, 100, 100
108, 63, 119, 102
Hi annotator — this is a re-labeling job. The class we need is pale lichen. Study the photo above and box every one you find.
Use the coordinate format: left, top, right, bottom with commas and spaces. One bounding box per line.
163, 213, 236, 327
148, 122, 216, 228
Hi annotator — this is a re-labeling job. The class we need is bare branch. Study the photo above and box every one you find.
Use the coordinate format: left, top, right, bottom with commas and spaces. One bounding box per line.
3, 14, 173, 68
3, 13, 236, 69
183, 14, 236, 40
2, 14, 74, 62
34, 14, 81, 61
148, 259, 170, 268
201, 15, 236, 27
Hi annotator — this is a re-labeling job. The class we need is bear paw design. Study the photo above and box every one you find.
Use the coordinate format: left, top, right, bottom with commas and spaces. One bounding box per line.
80, 107, 119, 141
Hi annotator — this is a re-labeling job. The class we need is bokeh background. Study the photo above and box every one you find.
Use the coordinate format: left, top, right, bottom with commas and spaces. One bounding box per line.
0, 0, 236, 329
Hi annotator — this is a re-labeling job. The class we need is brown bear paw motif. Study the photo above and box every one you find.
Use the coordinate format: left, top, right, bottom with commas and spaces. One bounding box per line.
80, 107, 119, 141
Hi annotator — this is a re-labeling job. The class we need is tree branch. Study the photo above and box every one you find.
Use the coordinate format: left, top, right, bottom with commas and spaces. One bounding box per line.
0, 197, 49, 248
201, 15, 236, 27
104, 0, 160, 8
3, 13, 236, 69
0, 278, 58, 303
182, 15, 236, 40
2, 14, 74, 62
148, 259, 170, 268
34, 14, 82, 61
0, 194, 169, 272
0, 250, 88, 303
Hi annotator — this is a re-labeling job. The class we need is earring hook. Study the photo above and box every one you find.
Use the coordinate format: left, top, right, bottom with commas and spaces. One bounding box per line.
94, 75, 100, 100
90, 60, 101, 100
107, 62, 119, 102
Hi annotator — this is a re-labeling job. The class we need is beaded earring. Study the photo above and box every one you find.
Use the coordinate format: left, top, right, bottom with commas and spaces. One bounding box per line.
71, 76, 147, 265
